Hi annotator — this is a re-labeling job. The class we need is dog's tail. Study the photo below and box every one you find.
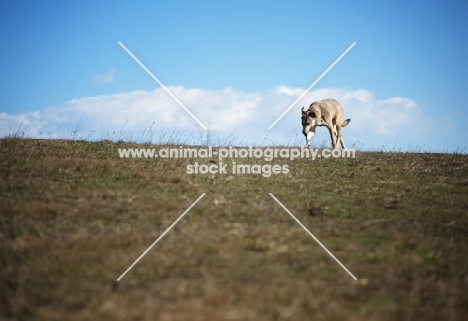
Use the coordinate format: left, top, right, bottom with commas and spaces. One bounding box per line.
342, 119, 351, 127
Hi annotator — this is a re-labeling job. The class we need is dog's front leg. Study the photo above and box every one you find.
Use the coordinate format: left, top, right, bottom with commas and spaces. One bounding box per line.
306, 127, 316, 148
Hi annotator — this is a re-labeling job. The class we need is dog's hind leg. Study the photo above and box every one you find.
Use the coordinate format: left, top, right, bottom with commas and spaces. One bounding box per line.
327, 124, 338, 149
339, 137, 347, 149
336, 125, 347, 149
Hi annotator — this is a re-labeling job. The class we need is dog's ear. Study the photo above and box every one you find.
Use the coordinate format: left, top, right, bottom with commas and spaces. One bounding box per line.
307, 111, 316, 118
301, 106, 306, 114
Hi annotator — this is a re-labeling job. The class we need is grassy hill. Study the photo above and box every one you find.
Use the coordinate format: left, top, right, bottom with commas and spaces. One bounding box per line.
1, 138, 467, 320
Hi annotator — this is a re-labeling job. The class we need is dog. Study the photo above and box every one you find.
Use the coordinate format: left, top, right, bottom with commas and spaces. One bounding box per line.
301, 98, 351, 149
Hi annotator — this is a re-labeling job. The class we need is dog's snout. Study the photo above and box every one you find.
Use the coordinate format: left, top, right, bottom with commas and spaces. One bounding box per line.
302, 130, 307, 136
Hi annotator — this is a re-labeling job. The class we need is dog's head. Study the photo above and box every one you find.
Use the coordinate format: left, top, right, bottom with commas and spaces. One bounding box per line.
301, 106, 319, 136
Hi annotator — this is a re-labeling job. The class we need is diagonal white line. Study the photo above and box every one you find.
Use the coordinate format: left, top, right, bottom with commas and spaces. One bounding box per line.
268, 42, 356, 129
118, 41, 207, 130
269, 193, 357, 280
117, 193, 206, 281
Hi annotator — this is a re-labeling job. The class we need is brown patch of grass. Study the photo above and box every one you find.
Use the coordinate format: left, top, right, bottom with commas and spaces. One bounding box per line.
1, 138, 468, 320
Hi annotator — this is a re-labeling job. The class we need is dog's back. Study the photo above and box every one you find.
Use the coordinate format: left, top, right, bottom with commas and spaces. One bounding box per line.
309, 98, 346, 126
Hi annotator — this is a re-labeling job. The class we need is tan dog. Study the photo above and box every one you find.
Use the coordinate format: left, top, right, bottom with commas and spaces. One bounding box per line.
301, 98, 351, 149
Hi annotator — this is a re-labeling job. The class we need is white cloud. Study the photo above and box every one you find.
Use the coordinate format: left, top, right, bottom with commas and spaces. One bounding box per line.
0, 86, 430, 148
0, 111, 46, 137
92, 69, 116, 84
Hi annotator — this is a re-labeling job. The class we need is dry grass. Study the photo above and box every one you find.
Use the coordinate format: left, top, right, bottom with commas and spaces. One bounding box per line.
1, 138, 468, 320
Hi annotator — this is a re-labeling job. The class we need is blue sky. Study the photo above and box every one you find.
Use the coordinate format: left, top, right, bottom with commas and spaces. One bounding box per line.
1, 0, 467, 151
